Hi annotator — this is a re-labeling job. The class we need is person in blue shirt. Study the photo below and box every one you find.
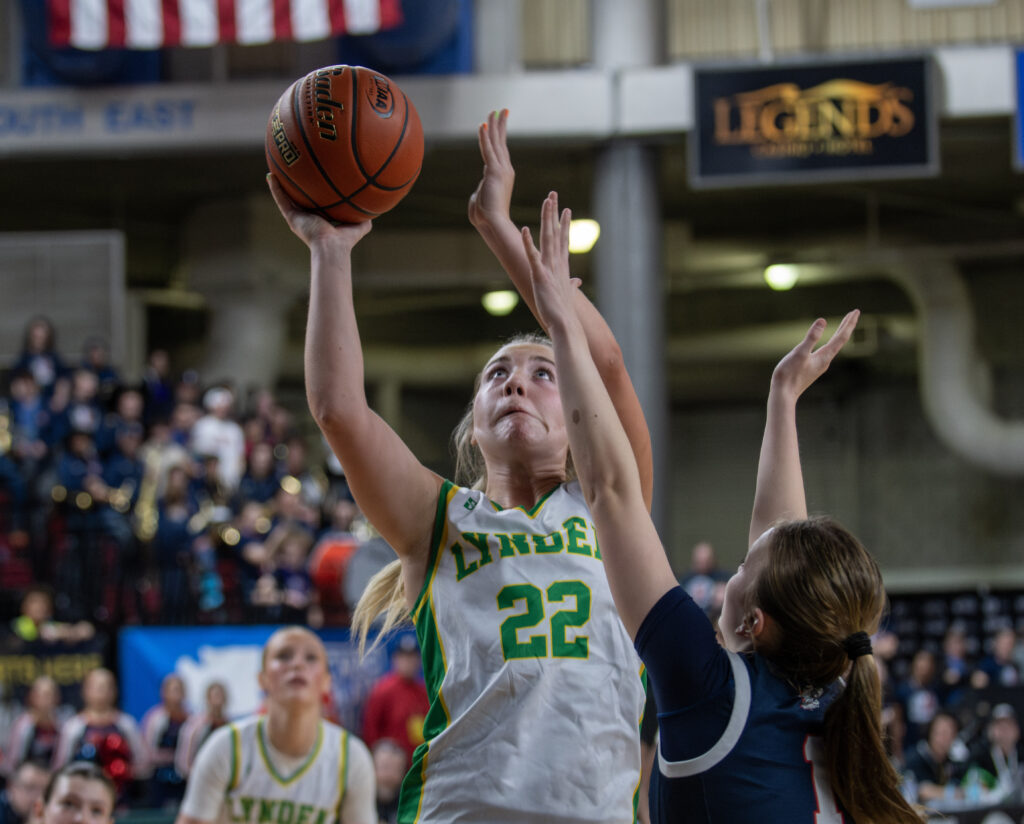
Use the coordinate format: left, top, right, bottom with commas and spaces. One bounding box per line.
520, 193, 921, 824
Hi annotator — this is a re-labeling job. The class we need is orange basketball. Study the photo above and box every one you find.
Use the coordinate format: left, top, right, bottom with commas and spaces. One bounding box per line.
266, 65, 424, 223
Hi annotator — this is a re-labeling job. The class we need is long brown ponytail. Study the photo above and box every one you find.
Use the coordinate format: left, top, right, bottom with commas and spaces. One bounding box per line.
754, 518, 921, 823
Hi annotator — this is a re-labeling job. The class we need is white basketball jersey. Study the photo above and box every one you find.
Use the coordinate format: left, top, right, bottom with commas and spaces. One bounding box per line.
400, 480, 646, 824
221, 716, 352, 824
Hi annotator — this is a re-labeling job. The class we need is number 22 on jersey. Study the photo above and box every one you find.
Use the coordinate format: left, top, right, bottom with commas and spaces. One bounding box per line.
496, 580, 591, 660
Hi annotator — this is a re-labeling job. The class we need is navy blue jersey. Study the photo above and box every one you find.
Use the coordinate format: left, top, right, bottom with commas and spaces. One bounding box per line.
635, 586, 851, 824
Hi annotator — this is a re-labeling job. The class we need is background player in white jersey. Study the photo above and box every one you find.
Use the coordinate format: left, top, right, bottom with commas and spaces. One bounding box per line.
266, 108, 651, 823
522, 192, 921, 823
174, 627, 375, 824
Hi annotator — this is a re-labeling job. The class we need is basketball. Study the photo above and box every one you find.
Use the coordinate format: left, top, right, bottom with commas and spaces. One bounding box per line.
265, 65, 424, 223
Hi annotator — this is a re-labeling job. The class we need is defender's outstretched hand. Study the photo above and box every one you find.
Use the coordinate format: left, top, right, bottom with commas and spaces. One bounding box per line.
468, 109, 514, 230
267, 174, 371, 250
771, 310, 861, 399
520, 192, 578, 334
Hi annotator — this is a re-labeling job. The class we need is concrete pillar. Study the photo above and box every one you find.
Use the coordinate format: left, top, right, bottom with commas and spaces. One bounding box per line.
180, 193, 310, 393
473, 0, 522, 74
591, 0, 669, 535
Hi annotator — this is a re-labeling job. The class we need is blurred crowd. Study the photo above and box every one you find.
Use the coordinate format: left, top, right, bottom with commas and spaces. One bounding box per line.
0, 316, 386, 631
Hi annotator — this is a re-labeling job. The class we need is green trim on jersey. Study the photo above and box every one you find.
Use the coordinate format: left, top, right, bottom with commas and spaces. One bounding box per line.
228, 724, 240, 791
488, 483, 560, 517
255, 718, 324, 786
333, 729, 348, 824
400, 480, 457, 823
411, 480, 457, 622
399, 587, 453, 823
632, 665, 649, 823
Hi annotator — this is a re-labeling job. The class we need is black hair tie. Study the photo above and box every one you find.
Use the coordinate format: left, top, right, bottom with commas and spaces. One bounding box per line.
842, 631, 873, 661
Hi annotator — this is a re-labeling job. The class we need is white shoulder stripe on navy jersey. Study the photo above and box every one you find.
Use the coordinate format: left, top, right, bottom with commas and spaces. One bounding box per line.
656, 650, 752, 778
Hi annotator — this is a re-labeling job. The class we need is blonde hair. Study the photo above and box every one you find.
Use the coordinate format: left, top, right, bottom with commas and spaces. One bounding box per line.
353, 333, 573, 655
351, 560, 408, 657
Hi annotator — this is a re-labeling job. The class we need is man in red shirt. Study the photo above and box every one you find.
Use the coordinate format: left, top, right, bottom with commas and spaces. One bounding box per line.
361, 635, 429, 765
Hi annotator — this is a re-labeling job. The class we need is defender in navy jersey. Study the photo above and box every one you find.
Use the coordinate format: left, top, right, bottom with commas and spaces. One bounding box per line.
521, 196, 921, 824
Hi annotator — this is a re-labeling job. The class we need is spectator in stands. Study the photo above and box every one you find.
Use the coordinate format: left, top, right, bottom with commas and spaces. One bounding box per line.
96, 387, 144, 457
678, 540, 728, 616
58, 371, 104, 444
896, 649, 942, 747
169, 402, 201, 449
12, 317, 65, 399
905, 711, 967, 803
974, 626, 1022, 688
2, 676, 65, 774
189, 388, 244, 493
234, 441, 279, 506
309, 494, 361, 626
141, 350, 175, 426
969, 703, 1023, 796
229, 501, 270, 614
267, 526, 315, 625
137, 420, 189, 499
361, 635, 428, 765
140, 675, 189, 809
282, 436, 326, 513
151, 465, 199, 624
371, 739, 406, 824
939, 624, 972, 706
0, 761, 50, 824
11, 586, 93, 644
100, 423, 144, 513
7, 370, 51, 549
80, 338, 119, 409
174, 682, 229, 779
53, 668, 148, 799
8, 370, 51, 476
33, 761, 115, 824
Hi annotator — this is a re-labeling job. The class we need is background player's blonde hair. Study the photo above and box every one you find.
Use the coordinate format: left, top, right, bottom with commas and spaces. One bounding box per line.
352, 333, 572, 654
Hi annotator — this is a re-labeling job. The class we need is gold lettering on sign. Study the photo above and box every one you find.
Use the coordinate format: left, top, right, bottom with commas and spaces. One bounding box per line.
712, 79, 915, 159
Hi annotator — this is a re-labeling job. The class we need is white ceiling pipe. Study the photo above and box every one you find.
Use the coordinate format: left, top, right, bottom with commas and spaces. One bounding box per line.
891, 262, 1024, 476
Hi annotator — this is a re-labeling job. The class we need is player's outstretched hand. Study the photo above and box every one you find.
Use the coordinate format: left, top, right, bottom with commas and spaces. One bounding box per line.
468, 109, 514, 230
267, 173, 371, 250
771, 310, 860, 400
521, 192, 578, 334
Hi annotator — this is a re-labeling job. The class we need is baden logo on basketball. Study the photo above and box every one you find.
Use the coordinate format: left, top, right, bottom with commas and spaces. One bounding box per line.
313, 69, 346, 141
367, 76, 395, 118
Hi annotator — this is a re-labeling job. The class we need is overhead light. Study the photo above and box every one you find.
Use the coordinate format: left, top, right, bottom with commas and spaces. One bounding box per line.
482, 290, 519, 316
568, 219, 600, 254
764, 263, 799, 291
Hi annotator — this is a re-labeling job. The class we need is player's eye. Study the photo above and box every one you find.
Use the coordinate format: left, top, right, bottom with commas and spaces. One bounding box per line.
487, 367, 506, 380
535, 368, 553, 380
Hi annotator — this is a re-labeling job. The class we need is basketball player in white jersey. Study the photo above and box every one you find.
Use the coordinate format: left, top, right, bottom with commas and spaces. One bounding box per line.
266, 108, 651, 823
174, 627, 375, 824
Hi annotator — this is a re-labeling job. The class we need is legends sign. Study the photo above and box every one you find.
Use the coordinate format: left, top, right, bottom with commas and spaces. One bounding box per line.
691, 57, 937, 188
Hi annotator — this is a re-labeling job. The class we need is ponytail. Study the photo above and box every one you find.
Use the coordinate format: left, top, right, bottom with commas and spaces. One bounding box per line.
824, 655, 922, 823
351, 560, 409, 658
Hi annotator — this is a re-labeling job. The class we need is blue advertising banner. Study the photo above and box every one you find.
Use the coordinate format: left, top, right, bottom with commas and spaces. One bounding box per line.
118, 626, 413, 733
691, 56, 939, 188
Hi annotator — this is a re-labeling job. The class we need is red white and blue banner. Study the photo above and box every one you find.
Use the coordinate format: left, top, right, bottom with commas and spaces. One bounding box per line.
46, 0, 403, 50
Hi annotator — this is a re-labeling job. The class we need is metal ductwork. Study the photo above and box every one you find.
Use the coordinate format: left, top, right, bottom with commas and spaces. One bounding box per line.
891, 261, 1024, 477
